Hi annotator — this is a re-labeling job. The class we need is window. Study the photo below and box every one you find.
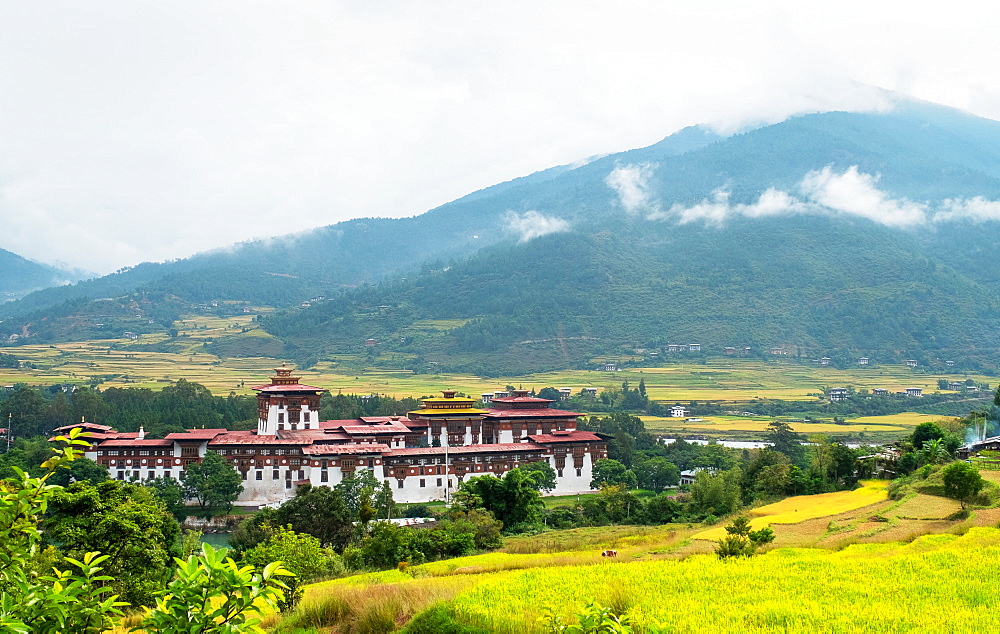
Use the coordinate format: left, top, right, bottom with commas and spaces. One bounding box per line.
576, 468, 582, 477
278, 413, 285, 424
297, 470, 304, 480
437, 478, 442, 487
342, 459, 355, 468
148, 471, 154, 479
132, 470, 139, 480
273, 470, 279, 480
557, 469, 563, 477
290, 458, 300, 466
397, 480, 404, 489
164, 471, 171, 479
255, 471, 262, 480
110, 450, 119, 456
217, 449, 227, 455
321, 471, 328, 482
419, 479, 425, 487
247, 449, 256, 455
117, 471, 125, 480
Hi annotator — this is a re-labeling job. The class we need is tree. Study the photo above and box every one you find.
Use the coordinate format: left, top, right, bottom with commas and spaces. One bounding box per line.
183, 451, 243, 513
633, 457, 680, 493
0, 429, 128, 633
519, 460, 558, 492
44, 479, 181, 606
242, 526, 344, 611
333, 470, 381, 520
715, 515, 775, 559
274, 484, 354, 551
47, 457, 109, 487
147, 476, 188, 520
911, 422, 945, 450
590, 458, 636, 490
942, 462, 986, 509
139, 543, 292, 633
766, 421, 804, 465
689, 468, 743, 517
456, 469, 544, 533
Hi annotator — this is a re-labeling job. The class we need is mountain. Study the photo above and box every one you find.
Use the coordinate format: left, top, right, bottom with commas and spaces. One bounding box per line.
0, 248, 87, 302
5, 95, 1000, 373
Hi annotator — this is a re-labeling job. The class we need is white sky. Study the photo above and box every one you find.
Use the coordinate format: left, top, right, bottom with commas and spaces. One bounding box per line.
2, 0, 1000, 274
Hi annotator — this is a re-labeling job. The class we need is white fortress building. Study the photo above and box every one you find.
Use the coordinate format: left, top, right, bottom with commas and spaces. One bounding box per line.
57, 366, 607, 505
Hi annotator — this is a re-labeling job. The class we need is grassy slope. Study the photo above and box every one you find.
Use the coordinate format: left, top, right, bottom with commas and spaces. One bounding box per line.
269, 477, 1000, 633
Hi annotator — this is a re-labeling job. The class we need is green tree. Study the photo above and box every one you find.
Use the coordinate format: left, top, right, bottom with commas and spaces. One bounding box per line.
139, 543, 292, 633
942, 462, 986, 509
183, 451, 243, 513
44, 479, 181, 606
911, 422, 945, 450
715, 515, 775, 559
242, 526, 344, 611
457, 469, 543, 533
689, 468, 743, 517
766, 421, 804, 465
590, 458, 636, 490
274, 484, 354, 551
0, 429, 128, 633
633, 457, 680, 493
147, 476, 188, 520
519, 460, 558, 492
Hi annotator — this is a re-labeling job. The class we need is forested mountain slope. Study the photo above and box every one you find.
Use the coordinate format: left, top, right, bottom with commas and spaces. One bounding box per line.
5, 96, 1000, 374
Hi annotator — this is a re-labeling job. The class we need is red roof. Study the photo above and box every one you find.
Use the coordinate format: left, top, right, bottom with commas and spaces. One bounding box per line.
96, 438, 174, 447
388, 443, 547, 456
165, 429, 227, 440
525, 431, 603, 443
252, 384, 327, 393
54, 422, 114, 432
301, 443, 390, 455
484, 408, 583, 418
209, 432, 304, 446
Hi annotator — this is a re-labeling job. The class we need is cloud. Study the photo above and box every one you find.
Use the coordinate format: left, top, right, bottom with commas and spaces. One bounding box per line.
799, 166, 927, 226
934, 196, 1000, 223
605, 163, 658, 214
504, 210, 570, 242
649, 165, 944, 228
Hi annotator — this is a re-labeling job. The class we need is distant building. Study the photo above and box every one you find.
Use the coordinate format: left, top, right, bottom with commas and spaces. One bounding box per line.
872, 388, 889, 396
582, 387, 599, 398
122, 331, 139, 340
667, 344, 680, 352
948, 382, 964, 391
770, 348, 787, 356
828, 387, 849, 402
669, 405, 688, 418
945, 360, 955, 367
819, 357, 831, 366
906, 360, 918, 368
858, 357, 869, 365
365, 339, 377, 347
724, 347, 736, 355
603, 363, 618, 372
54, 371, 606, 505
688, 344, 701, 352
558, 388, 573, 400
481, 393, 494, 404
905, 387, 923, 398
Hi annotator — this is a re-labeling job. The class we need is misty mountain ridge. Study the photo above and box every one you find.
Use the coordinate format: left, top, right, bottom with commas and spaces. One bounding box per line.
0, 247, 90, 302
6, 95, 1000, 372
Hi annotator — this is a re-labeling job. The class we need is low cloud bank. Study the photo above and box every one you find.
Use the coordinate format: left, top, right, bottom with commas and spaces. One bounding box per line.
504, 210, 570, 242
609, 163, 1000, 227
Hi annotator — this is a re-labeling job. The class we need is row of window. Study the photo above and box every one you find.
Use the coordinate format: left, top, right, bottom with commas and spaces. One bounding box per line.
216, 448, 292, 456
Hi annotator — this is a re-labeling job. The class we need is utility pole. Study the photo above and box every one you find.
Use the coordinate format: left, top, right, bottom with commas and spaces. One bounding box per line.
5, 413, 11, 453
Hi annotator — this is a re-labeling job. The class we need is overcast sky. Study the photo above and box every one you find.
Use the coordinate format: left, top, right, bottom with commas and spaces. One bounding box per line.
2, 1, 999, 274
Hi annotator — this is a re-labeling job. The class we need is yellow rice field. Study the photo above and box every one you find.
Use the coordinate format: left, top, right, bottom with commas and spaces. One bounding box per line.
692, 481, 889, 541
445, 528, 1000, 632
